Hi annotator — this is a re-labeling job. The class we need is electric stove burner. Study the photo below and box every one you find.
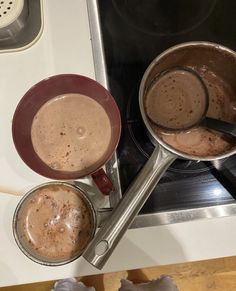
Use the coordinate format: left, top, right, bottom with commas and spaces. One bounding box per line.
112, 0, 216, 36
127, 120, 153, 158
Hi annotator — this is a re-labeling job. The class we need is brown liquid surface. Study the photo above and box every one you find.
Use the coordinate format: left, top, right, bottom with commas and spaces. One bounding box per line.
147, 68, 236, 157
31, 93, 112, 172
145, 69, 207, 129
17, 184, 94, 260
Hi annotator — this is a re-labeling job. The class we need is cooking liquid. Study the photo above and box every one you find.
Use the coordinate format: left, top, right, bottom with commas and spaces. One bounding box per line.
145, 69, 207, 129
31, 93, 112, 172
145, 68, 236, 157
17, 184, 94, 260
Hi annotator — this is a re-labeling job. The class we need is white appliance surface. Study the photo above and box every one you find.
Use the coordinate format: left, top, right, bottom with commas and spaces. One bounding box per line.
0, 0, 95, 196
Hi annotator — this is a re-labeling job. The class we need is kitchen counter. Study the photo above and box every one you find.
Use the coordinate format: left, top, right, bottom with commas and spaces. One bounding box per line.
1, 0, 236, 287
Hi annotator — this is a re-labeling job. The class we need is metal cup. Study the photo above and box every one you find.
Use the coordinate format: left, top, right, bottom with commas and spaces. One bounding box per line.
13, 181, 97, 266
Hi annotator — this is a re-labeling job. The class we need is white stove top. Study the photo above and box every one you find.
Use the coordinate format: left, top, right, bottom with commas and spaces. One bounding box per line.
0, 0, 98, 286
0, 0, 95, 195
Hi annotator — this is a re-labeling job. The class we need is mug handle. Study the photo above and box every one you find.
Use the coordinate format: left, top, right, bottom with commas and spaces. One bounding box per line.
91, 168, 114, 195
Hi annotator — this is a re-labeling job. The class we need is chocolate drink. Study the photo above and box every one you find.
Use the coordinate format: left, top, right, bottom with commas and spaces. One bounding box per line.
145, 68, 236, 157
31, 93, 112, 172
145, 69, 207, 129
17, 184, 94, 261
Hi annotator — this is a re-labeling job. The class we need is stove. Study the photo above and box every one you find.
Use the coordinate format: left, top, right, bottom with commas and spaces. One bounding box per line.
94, 0, 236, 218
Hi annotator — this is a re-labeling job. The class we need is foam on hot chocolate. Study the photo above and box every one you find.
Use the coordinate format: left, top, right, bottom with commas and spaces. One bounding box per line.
31, 93, 112, 172
17, 184, 94, 261
145, 67, 236, 157
145, 69, 207, 129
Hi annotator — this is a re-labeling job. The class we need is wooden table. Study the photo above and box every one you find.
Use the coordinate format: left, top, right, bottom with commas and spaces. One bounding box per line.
2, 256, 236, 291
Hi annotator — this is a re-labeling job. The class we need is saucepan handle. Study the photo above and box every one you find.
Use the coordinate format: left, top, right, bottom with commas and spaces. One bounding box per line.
83, 146, 176, 269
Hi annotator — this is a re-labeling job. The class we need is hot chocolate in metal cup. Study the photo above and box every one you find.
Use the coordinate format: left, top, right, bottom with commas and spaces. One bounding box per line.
13, 181, 97, 266
83, 41, 236, 269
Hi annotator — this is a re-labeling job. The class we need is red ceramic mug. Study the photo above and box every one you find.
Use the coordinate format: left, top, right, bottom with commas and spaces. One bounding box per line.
12, 74, 121, 195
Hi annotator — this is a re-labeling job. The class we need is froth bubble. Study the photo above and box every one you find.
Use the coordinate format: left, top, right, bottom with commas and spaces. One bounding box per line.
76, 126, 86, 138
50, 162, 62, 170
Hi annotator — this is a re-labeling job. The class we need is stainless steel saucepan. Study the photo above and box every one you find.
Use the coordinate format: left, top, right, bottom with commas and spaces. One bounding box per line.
83, 41, 236, 269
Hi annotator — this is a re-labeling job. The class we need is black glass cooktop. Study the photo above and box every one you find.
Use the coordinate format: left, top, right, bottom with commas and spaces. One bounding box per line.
98, 0, 236, 214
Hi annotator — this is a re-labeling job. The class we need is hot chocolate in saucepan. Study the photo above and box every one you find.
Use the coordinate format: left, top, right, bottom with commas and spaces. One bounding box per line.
144, 68, 236, 157
145, 69, 207, 130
